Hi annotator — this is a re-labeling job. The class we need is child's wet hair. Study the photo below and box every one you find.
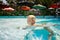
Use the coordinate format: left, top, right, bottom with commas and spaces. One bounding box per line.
28, 15, 36, 19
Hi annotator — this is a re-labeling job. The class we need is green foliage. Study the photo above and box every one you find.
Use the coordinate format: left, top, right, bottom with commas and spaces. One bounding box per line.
0, 0, 57, 16
35, 0, 56, 7
6, 0, 57, 8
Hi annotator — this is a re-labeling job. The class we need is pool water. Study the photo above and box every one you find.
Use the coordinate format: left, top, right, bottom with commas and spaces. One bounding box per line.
0, 16, 60, 40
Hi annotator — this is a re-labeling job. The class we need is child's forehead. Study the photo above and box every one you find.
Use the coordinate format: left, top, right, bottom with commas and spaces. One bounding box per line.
28, 16, 35, 18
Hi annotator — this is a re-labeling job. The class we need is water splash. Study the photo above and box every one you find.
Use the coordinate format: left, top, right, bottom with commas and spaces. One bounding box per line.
0, 18, 60, 40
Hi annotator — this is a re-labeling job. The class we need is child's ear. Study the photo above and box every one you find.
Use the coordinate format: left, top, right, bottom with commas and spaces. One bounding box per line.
32, 19, 35, 22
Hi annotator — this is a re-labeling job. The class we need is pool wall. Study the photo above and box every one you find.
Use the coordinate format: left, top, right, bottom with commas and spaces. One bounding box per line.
0, 16, 60, 19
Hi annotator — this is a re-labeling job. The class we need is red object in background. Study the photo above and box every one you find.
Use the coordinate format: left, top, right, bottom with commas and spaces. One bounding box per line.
21, 6, 30, 11
0, 4, 10, 9
50, 3, 58, 8
50, 3, 60, 8
58, 3, 60, 8
2, 7, 14, 12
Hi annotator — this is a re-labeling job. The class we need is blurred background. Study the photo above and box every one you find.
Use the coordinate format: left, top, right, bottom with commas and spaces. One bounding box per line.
0, 0, 60, 16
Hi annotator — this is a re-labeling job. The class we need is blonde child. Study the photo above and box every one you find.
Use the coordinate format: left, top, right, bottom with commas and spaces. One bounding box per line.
25, 15, 54, 40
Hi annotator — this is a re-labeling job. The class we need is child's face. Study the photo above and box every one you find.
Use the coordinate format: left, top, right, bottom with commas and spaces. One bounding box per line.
27, 16, 35, 25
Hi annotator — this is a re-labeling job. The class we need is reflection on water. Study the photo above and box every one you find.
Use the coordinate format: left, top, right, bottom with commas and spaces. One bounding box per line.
0, 18, 60, 40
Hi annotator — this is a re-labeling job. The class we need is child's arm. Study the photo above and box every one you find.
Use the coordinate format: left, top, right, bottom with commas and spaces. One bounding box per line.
35, 23, 47, 27
44, 27, 54, 40
35, 23, 57, 27
44, 27, 54, 34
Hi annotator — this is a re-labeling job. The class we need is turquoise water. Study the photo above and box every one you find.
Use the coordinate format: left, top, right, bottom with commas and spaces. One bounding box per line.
0, 16, 60, 40
24, 19, 60, 40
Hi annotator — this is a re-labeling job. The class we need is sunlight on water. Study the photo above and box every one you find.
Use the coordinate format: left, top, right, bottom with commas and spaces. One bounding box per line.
0, 18, 60, 40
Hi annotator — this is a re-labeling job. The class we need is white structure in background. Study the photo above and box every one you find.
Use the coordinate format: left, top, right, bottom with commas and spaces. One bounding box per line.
56, 8, 60, 16
0, 0, 9, 5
